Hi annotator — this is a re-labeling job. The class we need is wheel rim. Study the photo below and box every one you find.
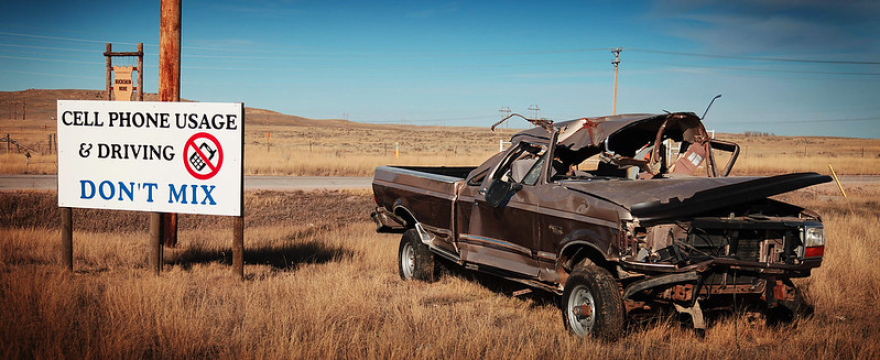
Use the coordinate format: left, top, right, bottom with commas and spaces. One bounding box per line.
401, 241, 415, 279
567, 284, 596, 336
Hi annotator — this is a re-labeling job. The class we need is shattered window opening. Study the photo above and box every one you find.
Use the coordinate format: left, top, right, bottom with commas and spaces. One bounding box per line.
543, 114, 716, 181
496, 142, 547, 186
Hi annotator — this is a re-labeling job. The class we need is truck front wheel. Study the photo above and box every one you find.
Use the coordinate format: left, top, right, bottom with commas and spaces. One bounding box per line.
398, 229, 437, 282
561, 266, 625, 340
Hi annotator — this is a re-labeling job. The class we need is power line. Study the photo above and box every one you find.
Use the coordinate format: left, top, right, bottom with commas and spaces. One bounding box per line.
627, 48, 880, 65
0, 31, 145, 46
3, 30, 878, 65
629, 60, 880, 76
0, 43, 97, 53
0, 31, 613, 58
0, 55, 103, 65
5, 29, 877, 69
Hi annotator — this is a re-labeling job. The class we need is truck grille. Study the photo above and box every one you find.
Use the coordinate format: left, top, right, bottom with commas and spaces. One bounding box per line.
685, 218, 802, 264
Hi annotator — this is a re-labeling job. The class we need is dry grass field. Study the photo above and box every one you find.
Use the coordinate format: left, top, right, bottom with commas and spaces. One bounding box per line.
2, 89, 879, 176
2, 183, 879, 359
2, 89, 880, 358
723, 133, 880, 176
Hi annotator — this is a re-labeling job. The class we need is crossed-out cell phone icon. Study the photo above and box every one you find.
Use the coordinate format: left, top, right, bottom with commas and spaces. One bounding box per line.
188, 143, 217, 171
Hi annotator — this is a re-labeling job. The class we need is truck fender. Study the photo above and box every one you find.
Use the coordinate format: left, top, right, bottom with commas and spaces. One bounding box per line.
391, 205, 417, 229
559, 241, 611, 273
389, 205, 449, 257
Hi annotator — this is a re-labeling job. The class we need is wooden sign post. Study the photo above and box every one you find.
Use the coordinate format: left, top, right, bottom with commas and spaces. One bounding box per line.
58, 0, 245, 281
157, 0, 181, 274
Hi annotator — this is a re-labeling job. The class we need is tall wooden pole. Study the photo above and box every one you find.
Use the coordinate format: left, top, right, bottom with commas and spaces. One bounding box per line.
154, 0, 182, 274
160, 0, 180, 249
160, 0, 181, 103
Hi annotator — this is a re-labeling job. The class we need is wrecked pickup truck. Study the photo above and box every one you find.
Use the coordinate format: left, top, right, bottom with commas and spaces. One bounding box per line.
371, 112, 829, 339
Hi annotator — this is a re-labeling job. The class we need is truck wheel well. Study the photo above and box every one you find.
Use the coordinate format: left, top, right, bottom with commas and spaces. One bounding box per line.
561, 243, 614, 276
393, 206, 417, 229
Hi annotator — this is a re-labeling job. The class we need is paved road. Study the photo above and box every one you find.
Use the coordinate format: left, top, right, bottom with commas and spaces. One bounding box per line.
0, 175, 373, 191
1, 174, 878, 191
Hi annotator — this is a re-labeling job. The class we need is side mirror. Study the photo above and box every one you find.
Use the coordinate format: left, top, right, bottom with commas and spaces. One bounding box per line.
485, 179, 522, 208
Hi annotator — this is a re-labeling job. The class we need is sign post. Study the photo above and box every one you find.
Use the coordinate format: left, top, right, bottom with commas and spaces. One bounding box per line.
159, 0, 181, 268
61, 207, 72, 271
104, 44, 144, 101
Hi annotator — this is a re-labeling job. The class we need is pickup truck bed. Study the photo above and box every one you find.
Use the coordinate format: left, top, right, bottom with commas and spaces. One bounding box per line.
372, 166, 473, 236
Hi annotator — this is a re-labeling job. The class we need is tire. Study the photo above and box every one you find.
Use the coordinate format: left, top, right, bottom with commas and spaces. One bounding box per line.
398, 229, 437, 282
561, 265, 625, 340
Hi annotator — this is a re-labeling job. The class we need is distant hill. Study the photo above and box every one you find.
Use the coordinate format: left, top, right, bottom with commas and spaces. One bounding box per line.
0, 89, 412, 131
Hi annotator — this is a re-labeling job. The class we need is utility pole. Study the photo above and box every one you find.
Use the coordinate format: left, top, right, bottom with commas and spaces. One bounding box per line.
155, 0, 182, 275
499, 106, 510, 131
528, 104, 540, 121
612, 48, 621, 115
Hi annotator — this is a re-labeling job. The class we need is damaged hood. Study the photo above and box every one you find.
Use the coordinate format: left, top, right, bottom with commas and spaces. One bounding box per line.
561, 173, 831, 222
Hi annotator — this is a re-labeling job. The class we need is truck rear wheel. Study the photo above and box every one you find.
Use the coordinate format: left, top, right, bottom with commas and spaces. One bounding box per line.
561, 265, 625, 340
398, 229, 437, 282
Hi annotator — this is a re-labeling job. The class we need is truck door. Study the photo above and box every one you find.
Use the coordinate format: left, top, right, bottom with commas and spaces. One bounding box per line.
458, 142, 545, 277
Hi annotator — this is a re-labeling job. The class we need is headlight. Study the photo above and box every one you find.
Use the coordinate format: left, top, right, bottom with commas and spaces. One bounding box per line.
803, 227, 825, 248
802, 226, 825, 258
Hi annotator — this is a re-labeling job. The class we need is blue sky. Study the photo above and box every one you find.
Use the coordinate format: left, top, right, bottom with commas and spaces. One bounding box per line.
1, 0, 879, 138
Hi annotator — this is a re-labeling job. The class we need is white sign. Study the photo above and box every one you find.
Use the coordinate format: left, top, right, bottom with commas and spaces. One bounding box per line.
57, 100, 243, 216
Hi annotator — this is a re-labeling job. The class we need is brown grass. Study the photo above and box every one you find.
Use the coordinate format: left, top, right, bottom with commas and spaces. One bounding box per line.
2, 185, 880, 359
